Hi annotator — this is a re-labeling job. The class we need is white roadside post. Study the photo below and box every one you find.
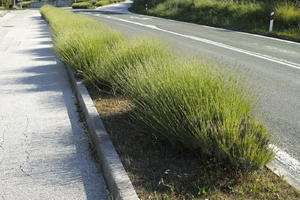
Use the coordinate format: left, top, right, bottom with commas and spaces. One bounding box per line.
11, 0, 17, 9
269, 11, 275, 32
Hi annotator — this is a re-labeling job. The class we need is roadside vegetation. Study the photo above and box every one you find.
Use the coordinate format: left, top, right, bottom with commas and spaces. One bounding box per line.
71, 0, 125, 9
92, 90, 300, 199
72, 1, 95, 9
0, 0, 10, 9
130, 0, 300, 40
0, 0, 31, 9
40, 5, 299, 199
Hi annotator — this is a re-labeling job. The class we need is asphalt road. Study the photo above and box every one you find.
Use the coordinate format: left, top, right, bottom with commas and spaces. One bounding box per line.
76, 2, 300, 162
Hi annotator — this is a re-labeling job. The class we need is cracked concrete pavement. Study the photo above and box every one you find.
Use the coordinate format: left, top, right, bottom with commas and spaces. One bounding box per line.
0, 10, 107, 199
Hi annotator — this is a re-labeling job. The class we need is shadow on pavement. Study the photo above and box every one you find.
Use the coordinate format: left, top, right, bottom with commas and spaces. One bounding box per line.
0, 14, 107, 200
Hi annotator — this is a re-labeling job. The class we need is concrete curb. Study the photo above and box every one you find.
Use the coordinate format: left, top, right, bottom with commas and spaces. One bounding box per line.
266, 145, 300, 191
65, 65, 139, 200
267, 161, 300, 191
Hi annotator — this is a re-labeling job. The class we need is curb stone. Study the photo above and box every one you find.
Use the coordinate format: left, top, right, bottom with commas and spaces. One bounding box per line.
267, 161, 300, 191
65, 65, 140, 200
266, 144, 300, 192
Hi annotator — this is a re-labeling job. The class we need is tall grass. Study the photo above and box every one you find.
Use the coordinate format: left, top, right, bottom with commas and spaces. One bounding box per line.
116, 58, 273, 167
41, 5, 274, 168
131, 0, 300, 40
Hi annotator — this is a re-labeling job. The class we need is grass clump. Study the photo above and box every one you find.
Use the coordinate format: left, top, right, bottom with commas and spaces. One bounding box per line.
95, 0, 125, 7
116, 58, 272, 168
131, 0, 300, 40
92, 90, 300, 199
96, 0, 110, 6
40, 5, 274, 168
72, 2, 94, 9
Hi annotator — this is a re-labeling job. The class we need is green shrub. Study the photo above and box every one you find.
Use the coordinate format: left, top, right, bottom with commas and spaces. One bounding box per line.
95, 0, 126, 7
75, 0, 89, 3
116, 57, 273, 168
96, 0, 110, 6
40, 5, 274, 168
72, 2, 94, 9
276, 3, 300, 28
2, 0, 10, 9
89, 0, 98, 5
95, 38, 171, 90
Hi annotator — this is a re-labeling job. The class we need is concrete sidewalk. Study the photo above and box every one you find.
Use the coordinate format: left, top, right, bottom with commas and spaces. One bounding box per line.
0, 11, 9, 18
0, 10, 107, 199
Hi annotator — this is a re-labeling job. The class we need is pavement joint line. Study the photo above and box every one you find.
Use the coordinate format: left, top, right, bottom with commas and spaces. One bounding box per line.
101, 15, 300, 71
65, 65, 140, 200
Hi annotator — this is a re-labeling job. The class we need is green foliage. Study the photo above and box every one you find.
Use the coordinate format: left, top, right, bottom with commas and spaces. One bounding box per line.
96, 0, 110, 6
40, 5, 274, 168
276, 3, 300, 29
75, 0, 89, 3
89, 0, 98, 5
73, 0, 98, 6
2, 0, 10, 9
116, 58, 273, 168
71, 2, 94, 9
95, 0, 125, 7
131, 0, 300, 39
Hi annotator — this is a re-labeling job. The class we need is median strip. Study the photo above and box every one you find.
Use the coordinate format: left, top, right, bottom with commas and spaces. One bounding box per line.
40, 6, 299, 199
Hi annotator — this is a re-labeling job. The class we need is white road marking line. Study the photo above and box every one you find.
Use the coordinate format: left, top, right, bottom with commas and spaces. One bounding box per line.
103, 15, 300, 70
134, 13, 300, 46
130, 16, 152, 20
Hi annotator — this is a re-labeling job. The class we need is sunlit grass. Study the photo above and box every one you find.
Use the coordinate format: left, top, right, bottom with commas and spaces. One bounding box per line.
116, 57, 273, 168
41, 5, 274, 168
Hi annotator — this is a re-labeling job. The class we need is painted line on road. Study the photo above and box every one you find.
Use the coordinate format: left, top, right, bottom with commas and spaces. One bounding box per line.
130, 16, 152, 20
103, 15, 300, 71
144, 14, 300, 46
